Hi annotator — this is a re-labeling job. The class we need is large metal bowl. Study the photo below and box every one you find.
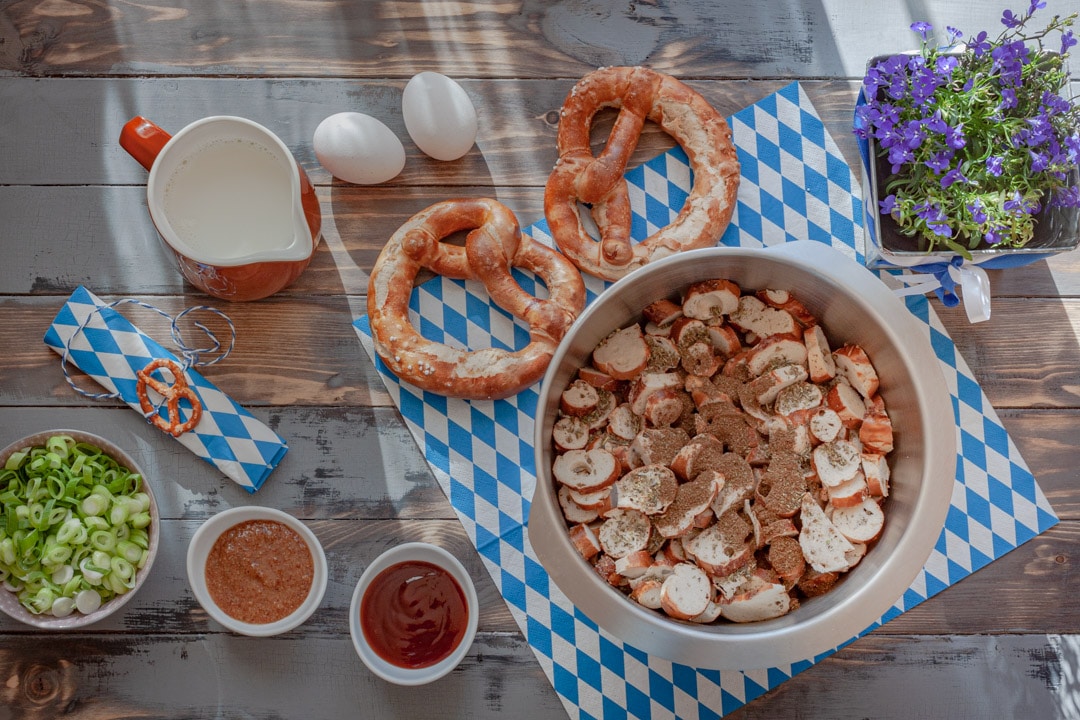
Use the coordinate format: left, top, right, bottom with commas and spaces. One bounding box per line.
529, 241, 956, 670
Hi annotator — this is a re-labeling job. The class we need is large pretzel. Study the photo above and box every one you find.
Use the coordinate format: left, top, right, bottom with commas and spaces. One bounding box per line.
544, 66, 741, 281
136, 358, 203, 437
368, 198, 587, 400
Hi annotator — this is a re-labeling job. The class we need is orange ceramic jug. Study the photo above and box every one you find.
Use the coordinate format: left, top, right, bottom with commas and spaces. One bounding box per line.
120, 115, 322, 302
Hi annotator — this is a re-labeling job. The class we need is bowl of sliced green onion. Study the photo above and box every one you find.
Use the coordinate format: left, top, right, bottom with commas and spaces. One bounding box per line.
0, 430, 159, 629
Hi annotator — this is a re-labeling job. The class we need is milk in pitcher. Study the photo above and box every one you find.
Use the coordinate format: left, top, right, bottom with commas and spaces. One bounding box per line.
163, 138, 294, 261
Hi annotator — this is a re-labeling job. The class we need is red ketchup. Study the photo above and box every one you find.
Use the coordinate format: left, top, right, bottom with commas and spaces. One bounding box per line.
360, 560, 468, 669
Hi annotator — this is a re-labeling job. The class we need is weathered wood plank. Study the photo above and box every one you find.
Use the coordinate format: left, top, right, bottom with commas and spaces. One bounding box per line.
732, 634, 1080, 720
1, 0, 1076, 80
0, 518, 526, 636
0, 77, 865, 186
935, 298, 1080, 409
0, 516, 1072, 637
0, 631, 567, 720
1, 632, 1075, 720
0, 294, 386, 407
7, 294, 1080, 411
0, 185, 547, 296
5, 405, 1078, 524
0, 407, 451, 519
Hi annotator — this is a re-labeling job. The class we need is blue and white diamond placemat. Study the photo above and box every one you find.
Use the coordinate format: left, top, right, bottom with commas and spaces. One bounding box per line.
355, 82, 1057, 718
44, 286, 289, 493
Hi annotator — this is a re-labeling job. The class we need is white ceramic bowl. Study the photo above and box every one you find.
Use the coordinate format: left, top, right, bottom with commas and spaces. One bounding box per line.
349, 542, 479, 685
529, 241, 957, 670
186, 505, 328, 637
0, 429, 160, 629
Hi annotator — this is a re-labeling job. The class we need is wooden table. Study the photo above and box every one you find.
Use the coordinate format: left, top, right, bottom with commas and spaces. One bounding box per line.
1, 1, 1078, 717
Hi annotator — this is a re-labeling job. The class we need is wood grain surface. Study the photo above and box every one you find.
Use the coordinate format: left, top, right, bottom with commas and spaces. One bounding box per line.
1, 1, 1079, 718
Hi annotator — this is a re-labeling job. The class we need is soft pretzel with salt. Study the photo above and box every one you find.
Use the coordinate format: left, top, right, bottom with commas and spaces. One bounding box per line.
368, 198, 586, 400
545, 66, 740, 281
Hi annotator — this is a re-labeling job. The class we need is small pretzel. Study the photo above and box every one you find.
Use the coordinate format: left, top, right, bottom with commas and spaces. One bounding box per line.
136, 358, 203, 437
367, 198, 586, 400
544, 66, 741, 281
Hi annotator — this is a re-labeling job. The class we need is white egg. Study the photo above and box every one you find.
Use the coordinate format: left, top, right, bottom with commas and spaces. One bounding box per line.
402, 72, 478, 161
313, 112, 405, 185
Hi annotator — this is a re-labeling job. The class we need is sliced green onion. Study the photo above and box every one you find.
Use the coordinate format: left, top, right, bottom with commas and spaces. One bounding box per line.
61, 575, 82, 597
4, 450, 28, 471
43, 543, 72, 566
84, 516, 108, 532
79, 556, 105, 585
0, 436, 152, 616
128, 528, 149, 550
108, 500, 130, 526
75, 589, 102, 614
56, 518, 85, 545
50, 596, 75, 618
51, 564, 73, 585
0, 538, 14, 565
90, 530, 116, 553
116, 540, 143, 565
80, 494, 107, 517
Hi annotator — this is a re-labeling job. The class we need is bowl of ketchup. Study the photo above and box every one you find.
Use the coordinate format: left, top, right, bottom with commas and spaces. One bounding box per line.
349, 542, 479, 685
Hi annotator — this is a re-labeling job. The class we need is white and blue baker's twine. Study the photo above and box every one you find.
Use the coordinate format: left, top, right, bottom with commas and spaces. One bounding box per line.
60, 299, 236, 417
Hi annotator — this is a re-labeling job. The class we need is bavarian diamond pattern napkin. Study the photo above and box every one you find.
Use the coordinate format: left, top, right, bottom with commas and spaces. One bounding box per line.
44, 286, 288, 493
354, 81, 1057, 718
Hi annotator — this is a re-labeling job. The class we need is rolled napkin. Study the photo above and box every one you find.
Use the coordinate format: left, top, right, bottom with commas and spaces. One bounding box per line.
43, 286, 288, 493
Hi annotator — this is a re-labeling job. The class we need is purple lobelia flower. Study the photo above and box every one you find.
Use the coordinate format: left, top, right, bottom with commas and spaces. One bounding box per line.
1002, 9, 1022, 28
888, 145, 915, 173
879, 194, 899, 215
1003, 191, 1040, 215
926, 150, 954, 173
1062, 30, 1078, 54
970, 30, 992, 57
1029, 150, 1049, 172
911, 21, 933, 41
924, 111, 948, 134
915, 201, 954, 236
999, 87, 1018, 110
1066, 134, 1080, 164
945, 124, 966, 150
901, 119, 928, 150
935, 55, 959, 77
1026, 114, 1054, 146
968, 199, 989, 224
986, 156, 1005, 176
991, 40, 1030, 87
1050, 186, 1080, 208
984, 225, 1007, 244
941, 167, 970, 188
1042, 91, 1071, 117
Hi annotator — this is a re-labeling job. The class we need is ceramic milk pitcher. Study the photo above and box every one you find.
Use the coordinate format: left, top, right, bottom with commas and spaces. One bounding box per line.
120, 116, 322, 302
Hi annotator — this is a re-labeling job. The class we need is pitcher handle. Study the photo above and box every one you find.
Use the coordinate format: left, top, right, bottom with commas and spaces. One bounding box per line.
120, 116, 172, 172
